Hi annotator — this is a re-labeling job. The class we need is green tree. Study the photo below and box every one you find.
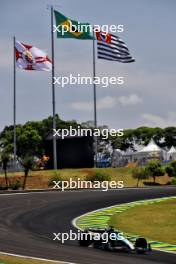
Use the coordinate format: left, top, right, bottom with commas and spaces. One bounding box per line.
164, 127, 176, 147
0, 152, 10, 189
21, 156, 34, 190
17, 126, 42, 157
0, 115, 81, 161
165, 160, 176, 177
132, 166, 148, 187
145, 160, 165, 183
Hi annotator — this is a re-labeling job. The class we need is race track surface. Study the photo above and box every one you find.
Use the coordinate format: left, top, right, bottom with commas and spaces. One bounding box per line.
0, 187, 175, 264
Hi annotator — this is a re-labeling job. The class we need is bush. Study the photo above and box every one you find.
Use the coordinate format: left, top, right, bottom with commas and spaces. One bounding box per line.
86, 171, 111, 182
0, 184, 8, 190
48, 172, 63, 187
171, 178, 176, 185
165, 161, 176, 177
9, 180, 22, 190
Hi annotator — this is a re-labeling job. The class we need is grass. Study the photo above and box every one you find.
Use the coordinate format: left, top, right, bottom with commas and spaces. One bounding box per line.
0, 167, 172, 189
0, 167, 132, 179
0, 254, 62, 264
109, 198, 176, 244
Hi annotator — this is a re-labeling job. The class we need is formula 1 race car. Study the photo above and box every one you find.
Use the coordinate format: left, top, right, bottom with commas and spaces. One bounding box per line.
78, 227, 152, 254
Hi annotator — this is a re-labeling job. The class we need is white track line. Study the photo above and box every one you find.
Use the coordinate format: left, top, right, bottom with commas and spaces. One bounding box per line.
0, 251, 76, 263
0, 186, 175, 196
72, 197, 176, 255
72, 196, 176, 229
0, 189, 175, 260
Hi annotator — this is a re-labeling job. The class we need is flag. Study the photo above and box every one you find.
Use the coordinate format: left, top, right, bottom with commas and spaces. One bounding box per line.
96, 31, 135, 63
54, 10, 93, 39
15, 41, 52, 71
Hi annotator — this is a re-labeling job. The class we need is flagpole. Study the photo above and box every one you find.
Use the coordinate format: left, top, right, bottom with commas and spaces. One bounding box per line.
92, 28, 98, 167
51, 6, 57, 170
13, 36, 17, 167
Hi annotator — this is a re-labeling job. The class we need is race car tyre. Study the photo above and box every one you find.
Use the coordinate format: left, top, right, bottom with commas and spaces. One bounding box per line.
102, 242, 112, 251
135, 237, 148, 253
79, 232, 92, 247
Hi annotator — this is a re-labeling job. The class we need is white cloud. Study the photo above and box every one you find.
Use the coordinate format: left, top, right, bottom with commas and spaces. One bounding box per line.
71, 94, 142, 111
97, 96, 117, 109
141, 112, 176, 127
118, 94, 142, 105
71, 101, 92, 111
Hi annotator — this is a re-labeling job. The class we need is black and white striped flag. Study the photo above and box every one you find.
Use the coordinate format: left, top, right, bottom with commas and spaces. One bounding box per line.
96, 31, 135, 63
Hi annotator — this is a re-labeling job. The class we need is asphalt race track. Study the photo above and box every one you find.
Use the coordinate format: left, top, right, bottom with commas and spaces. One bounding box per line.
0, 187, 175, 264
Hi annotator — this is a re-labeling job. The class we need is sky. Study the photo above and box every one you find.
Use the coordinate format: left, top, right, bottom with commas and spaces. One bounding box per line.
0, 0, 176, 131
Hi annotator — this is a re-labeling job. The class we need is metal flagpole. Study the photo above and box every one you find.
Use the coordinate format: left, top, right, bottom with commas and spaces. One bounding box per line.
13, 36, 17, 167
92, 29, 98, 167
51, 6, 57, 170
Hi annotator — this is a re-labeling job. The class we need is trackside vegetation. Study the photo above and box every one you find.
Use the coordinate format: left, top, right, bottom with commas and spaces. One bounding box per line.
109, 198, 176, 244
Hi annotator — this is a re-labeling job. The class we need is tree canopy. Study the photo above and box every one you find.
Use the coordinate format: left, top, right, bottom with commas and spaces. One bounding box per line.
0, 116, 176, 159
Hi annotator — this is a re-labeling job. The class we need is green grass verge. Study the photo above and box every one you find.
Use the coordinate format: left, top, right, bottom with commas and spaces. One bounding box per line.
0, 167, 172, 189
108, 198, 176, 244
0, 167, 132, 179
